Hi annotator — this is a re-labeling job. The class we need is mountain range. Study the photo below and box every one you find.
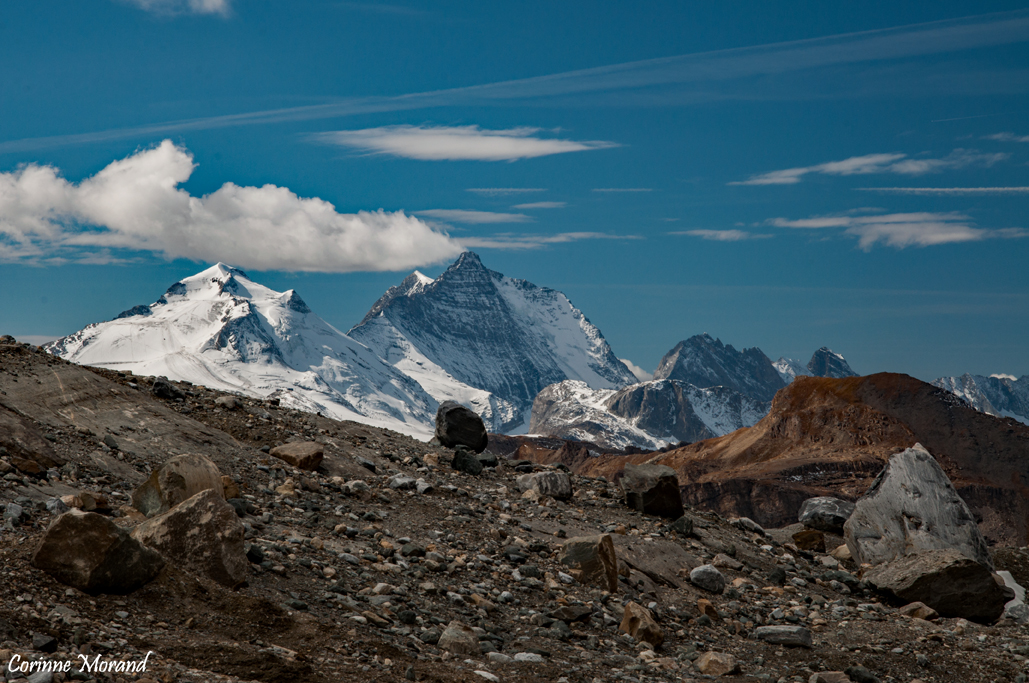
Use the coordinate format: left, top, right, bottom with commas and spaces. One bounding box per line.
931, 373, 1029, 426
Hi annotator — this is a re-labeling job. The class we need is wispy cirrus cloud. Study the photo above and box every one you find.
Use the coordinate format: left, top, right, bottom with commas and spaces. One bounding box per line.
459, 232, 641, 250
856, 186, 1029, 195
592, 188, 653, 193
985, 132, 1029, 142
771, 211, 1027, 249
414, 209, 532, 224
5, 10, 1029, 153
466, 188, 546, 196
732, 150, 1007, 185
672, 229, 773, 241
314, 125, 617, 161
0, 140, 462, 271
120, 0, 230, 16
511, 201, 566, 209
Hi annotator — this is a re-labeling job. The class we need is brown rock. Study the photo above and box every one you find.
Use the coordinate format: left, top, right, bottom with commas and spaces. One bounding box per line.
0, 406, 64, 471
437, 620, 481, 655
131, 453, 224, 517
697, 598, 720, 621
560, 534, 619, 592
864, 548, 1012, 623
132, 489, 247, 588
619, 602, 663, 647
792, 528, 826, 552
898, 601, 939, 621
620, 463, 684, 519
269, 441, 324, 470
695, 651, 739, 676
809, 673, 850, 683
32, 510, 164, 594
221, 475, 240, 499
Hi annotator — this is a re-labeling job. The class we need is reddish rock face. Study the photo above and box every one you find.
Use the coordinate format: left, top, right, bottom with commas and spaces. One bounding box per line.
560, 374, 1029, 545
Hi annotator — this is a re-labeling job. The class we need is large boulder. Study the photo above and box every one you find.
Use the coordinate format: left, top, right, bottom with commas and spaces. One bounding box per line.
844, 444, 992, 569
131, 453, 224, 517
434, 401, 488, 453
132, 488, 247, 588
560, 534, 619, 592
620, 464, 684, 519
516, 471, 572, 500
863, 548, 1012, 623
452, 446, 484, 476
31, 510, 164, 594
798, 496, 855, 534
269, 442, 324, 471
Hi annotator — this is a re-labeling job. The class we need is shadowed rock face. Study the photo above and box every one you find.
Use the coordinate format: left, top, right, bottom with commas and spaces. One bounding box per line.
653, 334, 785, 402
550, 373, 1029, 545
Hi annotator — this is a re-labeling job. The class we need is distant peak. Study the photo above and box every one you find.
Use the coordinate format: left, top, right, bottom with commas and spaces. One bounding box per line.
452, 251, 484, 269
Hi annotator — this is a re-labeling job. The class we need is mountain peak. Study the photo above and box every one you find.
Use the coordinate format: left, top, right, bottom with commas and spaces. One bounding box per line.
452, 251, 484, 269
807, 347, 857, 378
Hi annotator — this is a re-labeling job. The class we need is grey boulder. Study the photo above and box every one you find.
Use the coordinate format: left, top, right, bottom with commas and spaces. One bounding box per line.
32, 510, 164, 594
753, 625, 813, 648
689, 564, 725, 594
132, 488, 247, 588
798, 496, 855, 534
844, 443, 992, 569
517, 471, 572, 500
435, 401, 488, 453
131, 453, 224, 517
620, 463, 684, 519
863, 548, 1012, 623
437, 620, 481, 655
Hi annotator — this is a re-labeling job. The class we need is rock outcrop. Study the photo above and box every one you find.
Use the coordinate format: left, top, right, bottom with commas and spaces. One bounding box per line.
844, 444, 992, 569
31, 510, 164, 594
619, 463, 685, 519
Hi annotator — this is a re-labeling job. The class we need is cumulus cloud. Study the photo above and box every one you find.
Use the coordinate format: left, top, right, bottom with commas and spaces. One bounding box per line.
511, 201, 566, 209
315, 125, 617, 161
414, 209, 532, 224
121, 0, 230, 16
620, 359, 653, 382
732, 150, 1008, 185
856, 186, 1029, 195
671, 229, 773, 241
771, 211, 1027, 250
0, 140, 463, 271
459, 232, 641, 250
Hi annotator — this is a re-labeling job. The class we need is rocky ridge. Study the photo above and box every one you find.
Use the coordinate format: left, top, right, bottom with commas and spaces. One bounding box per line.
5, 339, 1029, 683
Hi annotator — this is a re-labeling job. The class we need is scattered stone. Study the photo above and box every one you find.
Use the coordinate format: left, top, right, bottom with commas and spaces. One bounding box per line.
689, 564, 726, 594
695, 651, 739, 676
844, 444, 992, 569
131, 453, 224, 517
476, 451, 499, 468
434, 401, 488, 453
560, 534, 619, 592
214, 395, 241, 409
517, 471, 572, 500
32, 632, 57, 653
437, 620, 481, 655
898, 601, 938, 620
668, 515, 694, 536
844, 665, 881, 683
513, 652, 544, 663
32, 510, 164, 594
151, 377, 184, 400
269, 441, 324, 470
863, 548, 1012, 623
809, 673, 851, 683
619, 463, 684, 518
132, 488, 247, 588
798, 496, 855, 534
619, 601, 664, 647
712, 553, 742, 570
753, 625, 813, 648
730, 517, 765, 536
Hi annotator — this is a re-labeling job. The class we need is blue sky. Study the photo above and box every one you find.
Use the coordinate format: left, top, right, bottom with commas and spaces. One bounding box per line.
1, 1, 1027, 381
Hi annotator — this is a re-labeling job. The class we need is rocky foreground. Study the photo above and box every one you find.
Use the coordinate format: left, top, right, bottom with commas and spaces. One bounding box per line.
2, 340, 1029, 683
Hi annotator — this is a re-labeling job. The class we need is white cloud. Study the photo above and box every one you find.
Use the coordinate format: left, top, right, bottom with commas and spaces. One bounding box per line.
985, 132, 1029, 143
856, 187, 1029, 195
459, 232, 641, 250
466, 188, 546, 196
771, 211, 1027, 250
991, 373, 1018, 380
121, 0, 230, 16
315, 125, 617, 161
0, 140, 463, 272
620, 359, 653, 382
592, 188, 653, 192
511, 201, 566, 209
414, 210, 532, 224
732, 150, 1007, 185
671, 229, 773, 241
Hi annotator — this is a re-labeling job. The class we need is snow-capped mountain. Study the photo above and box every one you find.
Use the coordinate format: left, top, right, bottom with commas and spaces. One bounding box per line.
530, 379, 768, 451
348, 252, 637, 432
654, 334, 785, 402
46, 264, 438, 438
932, 373, 1029, 425
774, 347, 858, 384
